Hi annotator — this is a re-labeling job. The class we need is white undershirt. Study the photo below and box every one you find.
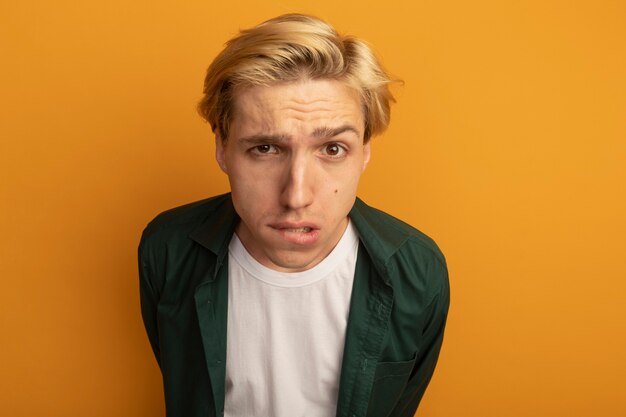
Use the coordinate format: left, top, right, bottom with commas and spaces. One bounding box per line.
224, 220, 359, 417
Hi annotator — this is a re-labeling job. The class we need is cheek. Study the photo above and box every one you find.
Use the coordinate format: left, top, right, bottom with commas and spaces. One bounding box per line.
328, 176, 360, 208
228, 165, 278, 209
332, 168, 362, 192
227, 156, 267, 187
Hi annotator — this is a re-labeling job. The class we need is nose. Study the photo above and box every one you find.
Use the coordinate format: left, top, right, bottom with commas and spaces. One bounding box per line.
279, 153, 315, 210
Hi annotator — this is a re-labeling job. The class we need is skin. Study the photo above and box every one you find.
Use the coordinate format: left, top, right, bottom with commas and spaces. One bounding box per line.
216, 78, 371, 272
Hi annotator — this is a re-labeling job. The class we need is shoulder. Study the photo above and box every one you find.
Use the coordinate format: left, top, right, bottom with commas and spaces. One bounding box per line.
351, 198, 446, 267
351, 198, 449, 304
139, 193, 231, 246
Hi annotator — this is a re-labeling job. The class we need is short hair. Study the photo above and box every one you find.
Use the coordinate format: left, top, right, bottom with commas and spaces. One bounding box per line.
197, 13, 397, 143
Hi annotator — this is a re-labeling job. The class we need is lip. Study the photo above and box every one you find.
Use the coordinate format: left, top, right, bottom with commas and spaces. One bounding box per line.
269, 222, 321, 246
270, 221, 319, 230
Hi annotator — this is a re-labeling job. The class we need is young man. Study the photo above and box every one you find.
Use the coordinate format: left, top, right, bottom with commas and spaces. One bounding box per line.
139, 13, 449, 417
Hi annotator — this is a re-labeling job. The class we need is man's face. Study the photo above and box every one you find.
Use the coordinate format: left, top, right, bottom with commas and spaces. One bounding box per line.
216, 78, 370, 272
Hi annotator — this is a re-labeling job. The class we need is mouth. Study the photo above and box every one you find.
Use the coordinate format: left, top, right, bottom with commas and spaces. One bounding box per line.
269, 222, 320, 245
282, 226, 313, 233
270, 221, 318, 231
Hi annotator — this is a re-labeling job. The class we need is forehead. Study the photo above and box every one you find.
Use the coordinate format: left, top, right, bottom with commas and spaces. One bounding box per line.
230, 79, 364, 135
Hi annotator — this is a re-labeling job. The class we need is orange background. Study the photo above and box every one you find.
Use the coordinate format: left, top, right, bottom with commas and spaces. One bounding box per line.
1, 0, 625, 416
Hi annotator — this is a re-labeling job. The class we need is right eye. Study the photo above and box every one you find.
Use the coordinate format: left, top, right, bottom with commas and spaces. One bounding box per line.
251, 144, 279, 155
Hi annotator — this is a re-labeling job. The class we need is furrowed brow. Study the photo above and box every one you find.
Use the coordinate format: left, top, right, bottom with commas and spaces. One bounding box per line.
311, 125, 361, 140
238, 133, 291, 146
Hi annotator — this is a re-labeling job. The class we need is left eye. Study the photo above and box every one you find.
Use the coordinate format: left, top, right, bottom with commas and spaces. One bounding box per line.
323, 143, 346, 157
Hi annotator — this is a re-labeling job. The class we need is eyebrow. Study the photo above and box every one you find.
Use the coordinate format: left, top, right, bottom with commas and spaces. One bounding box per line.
238, 134, 290, 146
311, 125, 361, 139
238, 124, 361, 145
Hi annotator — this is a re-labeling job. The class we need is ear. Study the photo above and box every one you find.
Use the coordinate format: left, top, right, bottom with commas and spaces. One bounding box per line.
362, 141, 371, 172
215, 133, 228, 174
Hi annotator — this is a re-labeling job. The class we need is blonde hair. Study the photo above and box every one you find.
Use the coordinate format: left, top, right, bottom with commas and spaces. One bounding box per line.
197, 13, 397, 142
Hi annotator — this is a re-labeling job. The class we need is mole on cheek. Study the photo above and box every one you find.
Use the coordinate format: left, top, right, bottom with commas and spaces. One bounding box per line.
334, 189, 338, 194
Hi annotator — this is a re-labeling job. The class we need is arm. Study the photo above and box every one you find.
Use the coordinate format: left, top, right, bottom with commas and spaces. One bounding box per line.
392, 260, 450, 416
138, 232, 162, 367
